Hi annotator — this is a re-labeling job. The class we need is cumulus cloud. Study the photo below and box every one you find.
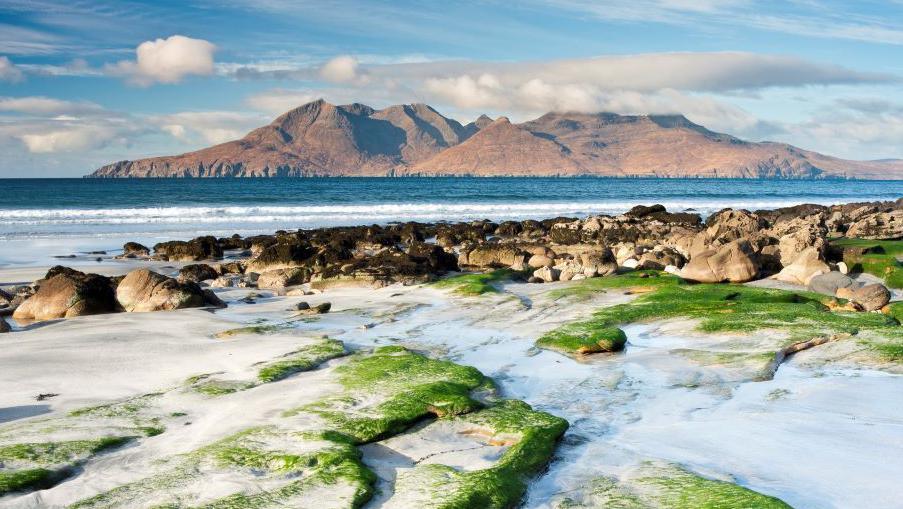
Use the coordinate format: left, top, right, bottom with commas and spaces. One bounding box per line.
152, 111, 266, 144
107, 35, 216, 86
19, 125, 122, 153
0, 56, 24, 82
0, 96, 104, 116
319, 55, 362, 83
245, 89, 322, 114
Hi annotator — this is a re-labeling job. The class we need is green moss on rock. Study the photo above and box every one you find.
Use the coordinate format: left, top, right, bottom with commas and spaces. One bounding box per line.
257, 339, 345, 383
432, 269, 521, 296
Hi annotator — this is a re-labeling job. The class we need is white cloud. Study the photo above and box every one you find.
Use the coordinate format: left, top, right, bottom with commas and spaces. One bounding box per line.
245, 89, 321, 114
319, 55, 361, 83
19, 125, 121, 153
0, 96, 104, 116
0, 56, 24, 82
152, 111, 266, 144
107, 35, 216, 86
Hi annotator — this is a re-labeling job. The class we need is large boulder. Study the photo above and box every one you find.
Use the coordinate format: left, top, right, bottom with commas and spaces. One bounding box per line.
680, 240, 759, 283
257, 267, 310, 289
178, 263, 219, 283
772, 247, 830, 286
116, 269, 223, 313
153, 236, 222, 261
13, 267, 118, 322
122, 242, 150, 258
704, 209, 767, 243
246, 238, 318, 272
406, 242, 458, 272
807, 272, 857, 296
460, 244, 524, 269
580, 250, 618, 277
846, 210, 903, 240
850, 283, 891, 311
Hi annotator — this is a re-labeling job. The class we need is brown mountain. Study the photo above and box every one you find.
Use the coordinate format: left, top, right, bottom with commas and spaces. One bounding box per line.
89, 100, 903, 179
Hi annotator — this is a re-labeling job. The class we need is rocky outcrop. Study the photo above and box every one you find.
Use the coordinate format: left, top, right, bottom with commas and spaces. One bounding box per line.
12, 267, 118, 322
116, 269, 224, 313
122, 242, 150, 258
89, 100, 903, 179
154, 236, 223, 262
178, 263, 219, 283
846, 210, 903, 240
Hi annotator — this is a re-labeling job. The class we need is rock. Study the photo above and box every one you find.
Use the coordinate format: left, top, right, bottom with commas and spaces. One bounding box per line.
246, 237, 318, 271
217, 261, 245, 274
580, 250, 617, 277
285, 288, 310, 296
178, 263, 219, 283
0, 317, 9, 333
295, 301, 311, 310
153, 236, 223, 262
850, 283, 891, 311
13, 267, 118, 322
704, 209, 767, 243
296, 302, 331, 315
622, 258, 639, 269
527, 276, 544, 284
406, 242, 458, 272
533, 266, 560, 283
808, 272, 857, 296
664, 264, 681, 275
0, 288, 12, 309
846, 210, 903, 240
638, 247, 685, 270
773, 247, 830, 286
210, 275, 239, 288
257, 268, 310, 289
837, 261, 849, 275
116, 269, 223, 313
122, 242, 150, 257
680, 240, 759, 283
461, 244, 524, 268
528, 254, 554, 268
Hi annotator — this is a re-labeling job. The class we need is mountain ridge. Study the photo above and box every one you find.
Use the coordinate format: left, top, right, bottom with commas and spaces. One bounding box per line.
88, 99, 903, 179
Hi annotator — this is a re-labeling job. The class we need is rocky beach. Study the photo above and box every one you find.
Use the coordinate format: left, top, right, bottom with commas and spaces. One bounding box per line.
0, 198, 901, 508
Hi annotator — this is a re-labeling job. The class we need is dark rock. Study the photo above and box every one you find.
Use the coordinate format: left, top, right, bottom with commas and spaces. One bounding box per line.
178, 263, 219, 283
807, 272, 857, 296
850, 283, 891, 311
153, 236, 223, 261
123, 242, 150, 257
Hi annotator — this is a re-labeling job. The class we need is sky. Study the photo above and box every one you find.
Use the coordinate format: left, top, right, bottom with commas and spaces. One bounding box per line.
0, 0, 901, 177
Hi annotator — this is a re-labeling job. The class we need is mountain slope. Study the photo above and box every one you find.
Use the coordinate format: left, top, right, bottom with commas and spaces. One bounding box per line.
89, 100, 903, 179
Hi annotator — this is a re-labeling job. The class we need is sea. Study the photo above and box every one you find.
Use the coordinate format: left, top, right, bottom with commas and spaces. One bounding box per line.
1, 177, 901, 267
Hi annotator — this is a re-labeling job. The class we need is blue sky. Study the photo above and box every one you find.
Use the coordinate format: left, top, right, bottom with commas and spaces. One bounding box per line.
0, 0, 901, 176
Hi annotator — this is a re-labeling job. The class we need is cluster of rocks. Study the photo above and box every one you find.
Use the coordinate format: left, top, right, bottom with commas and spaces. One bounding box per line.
6, 267, 224, 323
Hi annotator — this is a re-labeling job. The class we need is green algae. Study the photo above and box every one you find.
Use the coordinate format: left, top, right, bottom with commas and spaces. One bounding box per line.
290, 347, 488, 443
538, 275, 900, 358
215, 324, 291, 339
0, 468, 55, 495
546, 270, 680, 300
833, 238, 903, 289
555, 463, 792, 509
432, 269, 521, 296
537, 326, 627, 355
256, 339, 345, 383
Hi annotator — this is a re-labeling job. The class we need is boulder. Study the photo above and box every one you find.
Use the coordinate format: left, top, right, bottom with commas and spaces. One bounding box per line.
461, 244, 524, 268
295, 302, 331, 315
850, 284, 891, 311
807, 272, 857, 297
153, 236, 223, 262
13, 267, 118, 322
257, 267, 310, 289
773, 247, 830, 286
178, 263, 219, 283
580, 250, 617, 278
0, 288, 12, 309
680, 240, 759, 283
406, 242, 458, 272
528, 254, 554, 268
533, 266, 560, 283
116, 269, 223, 313
846, 210, 903, 240
638, 247, 685, 270
217, 261, 245, 274
122, 242, 150, 257
247, 238, 319, 271
0, 317, 9, 333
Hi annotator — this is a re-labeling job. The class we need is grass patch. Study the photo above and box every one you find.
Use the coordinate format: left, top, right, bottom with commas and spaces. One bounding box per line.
538, 276, 900, 358
432, 269, 521, 296
832, 238, 903, 289
546, 270, 681, 300
0, 468, 55, 495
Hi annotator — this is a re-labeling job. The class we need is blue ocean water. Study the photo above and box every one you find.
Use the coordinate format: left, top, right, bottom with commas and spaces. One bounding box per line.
1, 178, 901, 241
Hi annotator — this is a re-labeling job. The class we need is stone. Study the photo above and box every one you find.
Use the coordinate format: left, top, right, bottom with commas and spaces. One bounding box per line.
837, 261, 849, 275
153, 236, 223, 262
622, 258, 639, 269
846, 210, 903, 240
680, 240, 759, 283
527, 276, 544, 284
0, 317, 9, 333
807, 272, 857, 297
122, 242, 150, 257
773, 247, 830, 286
257, 268, 309, 289
295, 302, 331, 315
296, 301, 311, 311
116, 269, 223, 313
850, 284, 891, 311
580, 250, 617, 277
13, 267, 118, 322
638, 247, 685, 270
528, 254, 554, 268
178, 263, 219, 283
533, 266, 560, 283
461, 244, 524, 268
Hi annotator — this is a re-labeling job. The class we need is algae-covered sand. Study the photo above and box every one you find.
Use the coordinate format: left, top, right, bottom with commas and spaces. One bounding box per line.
1, 266, 902, 508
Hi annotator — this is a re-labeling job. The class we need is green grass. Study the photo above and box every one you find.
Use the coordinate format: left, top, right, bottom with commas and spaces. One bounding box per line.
832, 238, 903, 289
538, 273, 900, 358
431, 269, 521, 296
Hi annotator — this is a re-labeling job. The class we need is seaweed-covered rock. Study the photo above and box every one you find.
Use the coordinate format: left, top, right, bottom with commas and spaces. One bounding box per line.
153, 236, 222, 261
247, 237, 318, 271
116, 269, 223, 312
680, 240, 759, 283
12, 267, 118, 321
177, 263, 219, 283
122, 241, 150, 257
405, 242, 458, 272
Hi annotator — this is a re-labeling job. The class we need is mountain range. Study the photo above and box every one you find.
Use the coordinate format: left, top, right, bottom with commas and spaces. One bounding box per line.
89, 99, 903, 179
